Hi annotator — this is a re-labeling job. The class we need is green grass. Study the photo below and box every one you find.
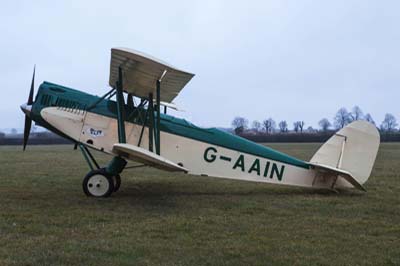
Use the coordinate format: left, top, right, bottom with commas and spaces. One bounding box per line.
0, 143, 399, 266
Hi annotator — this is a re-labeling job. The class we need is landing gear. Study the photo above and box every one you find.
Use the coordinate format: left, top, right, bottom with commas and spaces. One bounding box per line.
113, 174, 121, 192
79, 144, 127, 197
82, 169, 114, 197
82, 169, 121, 197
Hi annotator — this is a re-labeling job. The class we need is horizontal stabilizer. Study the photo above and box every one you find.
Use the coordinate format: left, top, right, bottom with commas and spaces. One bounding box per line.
309, 162, 366, 191
112, 143, 188, 172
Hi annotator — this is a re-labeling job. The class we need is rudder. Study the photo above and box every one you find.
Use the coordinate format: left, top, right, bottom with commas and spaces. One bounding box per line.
310, 121, 380, 186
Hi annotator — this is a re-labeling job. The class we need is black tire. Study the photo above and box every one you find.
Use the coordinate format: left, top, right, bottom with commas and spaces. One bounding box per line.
113, 175, 121, 192
82, 169, 114, 197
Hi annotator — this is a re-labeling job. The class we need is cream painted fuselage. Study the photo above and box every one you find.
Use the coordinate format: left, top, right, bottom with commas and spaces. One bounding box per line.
39, 106, 352, 190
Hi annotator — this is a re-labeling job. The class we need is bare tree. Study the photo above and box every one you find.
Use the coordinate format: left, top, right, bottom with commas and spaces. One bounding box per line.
298, 121, 305, 133
293, 121, 300, 133
365, 113, 375, 125
231, 117, 248, 134
306, 126, 316, 133
349, 105, 364, 121
380, 113, 398, 132
334, 107, 351, 129
293, 121, 305, 133
318, 118, 331, 132
252, 120, 262, 132
278, 120, 288, 133
11, 128, 17, 135
263, 118, 276, 134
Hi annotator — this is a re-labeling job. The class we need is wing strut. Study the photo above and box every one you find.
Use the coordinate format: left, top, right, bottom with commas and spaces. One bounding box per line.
147, 73, 163, 155
116, 67, 126, 143
113, 63, 163, 156
148, 92, 154, 152
155, 79, 161, 155
154, 69, 166, 155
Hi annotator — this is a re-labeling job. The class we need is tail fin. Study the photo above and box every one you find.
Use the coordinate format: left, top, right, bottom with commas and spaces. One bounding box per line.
310, 121, 380, 189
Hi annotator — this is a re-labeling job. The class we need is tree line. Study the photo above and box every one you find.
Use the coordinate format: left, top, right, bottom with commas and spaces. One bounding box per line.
231, 106, 398, 135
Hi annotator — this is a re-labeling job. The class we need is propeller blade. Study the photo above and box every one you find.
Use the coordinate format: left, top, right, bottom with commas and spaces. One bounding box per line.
23, 65, 35, 151
23, 116, 32, 151
28, 65, 35, 105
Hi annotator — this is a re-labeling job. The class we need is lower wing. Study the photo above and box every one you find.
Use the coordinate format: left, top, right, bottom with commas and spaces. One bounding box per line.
112, 143, 188, 173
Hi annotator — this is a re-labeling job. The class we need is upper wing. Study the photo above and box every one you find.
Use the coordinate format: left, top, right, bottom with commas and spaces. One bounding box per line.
112, 143, 188, 173
109, 47, 195, 103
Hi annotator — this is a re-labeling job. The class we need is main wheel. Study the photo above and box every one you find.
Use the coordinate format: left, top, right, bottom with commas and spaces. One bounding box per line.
82, 169, 114, 197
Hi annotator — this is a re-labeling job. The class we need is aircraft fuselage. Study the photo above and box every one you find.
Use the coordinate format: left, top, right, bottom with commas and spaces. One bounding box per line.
27, 81, 352, 190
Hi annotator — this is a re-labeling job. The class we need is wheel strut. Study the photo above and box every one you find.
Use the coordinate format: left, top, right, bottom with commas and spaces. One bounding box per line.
79, 144, 100, 170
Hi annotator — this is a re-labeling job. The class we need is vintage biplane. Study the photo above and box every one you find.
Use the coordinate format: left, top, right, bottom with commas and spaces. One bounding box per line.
20, 48, 380, 197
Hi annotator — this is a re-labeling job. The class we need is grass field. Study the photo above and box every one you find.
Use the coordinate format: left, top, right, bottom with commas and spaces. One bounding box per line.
0, 143, 399, 266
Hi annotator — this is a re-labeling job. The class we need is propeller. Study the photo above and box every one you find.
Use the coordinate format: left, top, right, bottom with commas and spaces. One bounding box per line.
23, 66, 35, 151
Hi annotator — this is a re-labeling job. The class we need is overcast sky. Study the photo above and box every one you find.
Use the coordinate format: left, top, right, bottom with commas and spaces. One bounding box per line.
1, 0, 399, 131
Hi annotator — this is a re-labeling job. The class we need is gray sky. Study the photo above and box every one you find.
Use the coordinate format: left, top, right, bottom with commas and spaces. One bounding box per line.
1, 0, 399, 131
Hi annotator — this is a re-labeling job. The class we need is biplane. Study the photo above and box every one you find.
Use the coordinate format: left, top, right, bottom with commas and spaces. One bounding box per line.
20, 48, 380, 197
